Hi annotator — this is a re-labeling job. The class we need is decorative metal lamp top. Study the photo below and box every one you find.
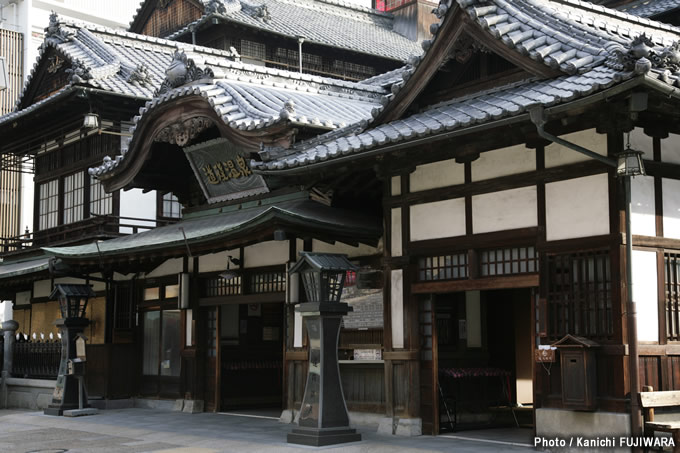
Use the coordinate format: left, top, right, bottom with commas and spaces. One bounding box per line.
49, 284, 95, 319
617, 135, 646, 178
289, 252, 357, 304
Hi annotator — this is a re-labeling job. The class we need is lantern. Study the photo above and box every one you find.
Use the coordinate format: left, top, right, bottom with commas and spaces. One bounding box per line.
50, 284, 95, 319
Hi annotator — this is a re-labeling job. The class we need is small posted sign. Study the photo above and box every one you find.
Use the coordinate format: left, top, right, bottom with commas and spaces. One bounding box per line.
76, 334, 87, 361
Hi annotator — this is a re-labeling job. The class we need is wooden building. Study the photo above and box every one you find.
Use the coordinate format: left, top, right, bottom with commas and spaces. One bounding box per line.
127, 0, 425, 81
4, 0, 680, 446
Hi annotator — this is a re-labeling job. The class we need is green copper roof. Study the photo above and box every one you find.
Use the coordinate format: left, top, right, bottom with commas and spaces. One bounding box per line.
43, 199, 380, 259
0, 257, 50, 280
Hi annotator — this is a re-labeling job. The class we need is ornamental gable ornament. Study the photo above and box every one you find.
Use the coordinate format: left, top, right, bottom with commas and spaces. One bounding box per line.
607, 33, 680, 79
66, 61, 93, 84
45, 12, 75, 43
154, 50, 215, 96
127, 63, 153, 87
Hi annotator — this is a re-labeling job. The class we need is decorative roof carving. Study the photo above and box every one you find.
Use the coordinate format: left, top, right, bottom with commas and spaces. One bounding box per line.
47, 55, 64, 74
448, 33, 489, 64
254, 4, 271, 23
127, 63, 153, 87
66, 61, 93, 83
607, 33, 680, 75
280, 100, 295, 119
154, 50, 214, 97
45, 12, 75, 43
154, 116, 214, 146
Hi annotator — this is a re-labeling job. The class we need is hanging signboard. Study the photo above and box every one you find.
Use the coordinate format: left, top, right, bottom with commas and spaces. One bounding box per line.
184, 138, 269, 203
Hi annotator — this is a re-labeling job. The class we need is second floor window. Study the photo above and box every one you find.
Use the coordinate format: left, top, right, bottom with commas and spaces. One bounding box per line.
38, 179, 59, 230
90, 176, 112, 216
159, 192, 181, 219
63, 172, 84, 224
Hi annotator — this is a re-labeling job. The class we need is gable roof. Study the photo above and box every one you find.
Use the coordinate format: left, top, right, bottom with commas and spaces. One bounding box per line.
619, 0, 680, 18
252, 0, 680, 173
0, 13, 238, 128
139, 0, 422, 61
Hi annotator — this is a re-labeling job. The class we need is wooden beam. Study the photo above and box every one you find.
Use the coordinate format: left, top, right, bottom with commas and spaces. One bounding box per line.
411, 274, 539, 293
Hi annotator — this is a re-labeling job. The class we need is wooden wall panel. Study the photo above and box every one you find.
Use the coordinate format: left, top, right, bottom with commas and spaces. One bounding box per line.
141, 0, 203, 38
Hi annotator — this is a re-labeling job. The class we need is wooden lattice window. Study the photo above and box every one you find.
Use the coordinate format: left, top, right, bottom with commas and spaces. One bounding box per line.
546, 250, 612, 341
38, 179, 59, 230
202, 275, 242, 297
480, 246, 538, 276
665, 253, 680, 341
113, 282, 134, 329
241, 39, 266, 60
418, 253, 468, 282
250, 271, 286, 293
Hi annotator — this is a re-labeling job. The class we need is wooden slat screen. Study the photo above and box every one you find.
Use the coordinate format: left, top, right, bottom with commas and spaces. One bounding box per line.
665, 253, 680, 341
0, 28, 23, 241
546, 250, 612, 341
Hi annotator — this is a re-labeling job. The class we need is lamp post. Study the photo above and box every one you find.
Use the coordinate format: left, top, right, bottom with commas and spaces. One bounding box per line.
287, 252, 362, 446
44, 284, 95, 416
617, 145, 646, 440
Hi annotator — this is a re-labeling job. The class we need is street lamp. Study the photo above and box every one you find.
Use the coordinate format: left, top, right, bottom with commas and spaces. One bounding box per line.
618, 139, 646, 440
44, 284, 96, 417
287, 252, 361, 447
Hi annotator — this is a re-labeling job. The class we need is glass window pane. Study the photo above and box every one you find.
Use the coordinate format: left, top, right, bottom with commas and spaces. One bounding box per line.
161, 310, 181, 377
142, 311, 160, 375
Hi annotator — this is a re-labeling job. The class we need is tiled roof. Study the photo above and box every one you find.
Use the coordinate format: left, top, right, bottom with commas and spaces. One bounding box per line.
0, 15, 239, 127
162, 0, 422, 61
89, 58, 389, 177
619, 0, 680, 18
252, 0, 680, 172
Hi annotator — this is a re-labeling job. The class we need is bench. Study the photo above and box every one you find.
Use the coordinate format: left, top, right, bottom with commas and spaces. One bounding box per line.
639, 386, 680, 452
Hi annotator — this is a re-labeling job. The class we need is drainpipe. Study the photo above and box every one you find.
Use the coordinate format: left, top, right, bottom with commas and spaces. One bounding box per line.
527, 105, 642, 441
190, 25, 196, 45
297, 37, 304, 74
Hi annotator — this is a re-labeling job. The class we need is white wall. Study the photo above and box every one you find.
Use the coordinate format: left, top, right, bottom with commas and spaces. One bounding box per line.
664, 178, 680, 240
243, 240, 289, 267
545, 174, 610, 241
409, 158, 464, 192
147, 258, 183, 278
472, 144, 535, 181
199, 250, 241, 273
472, 186, 537, 234
661, 133, 680, 165
633, 250, 659, 343
409, 198, 465, 241
311, 239, 379, 258
391, 208, 402, 256
545, 129, 607, 168
629, 127, 654, 160
119, 188, 157, 234
631, 176, 656, 236
390, 269, 404, 349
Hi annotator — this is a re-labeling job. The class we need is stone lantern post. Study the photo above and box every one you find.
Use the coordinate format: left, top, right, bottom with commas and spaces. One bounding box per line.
44, 284, 95, 416
287, 252, 361, 446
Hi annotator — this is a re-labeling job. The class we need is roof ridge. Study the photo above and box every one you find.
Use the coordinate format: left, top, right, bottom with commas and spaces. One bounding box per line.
275, 0, 394, 18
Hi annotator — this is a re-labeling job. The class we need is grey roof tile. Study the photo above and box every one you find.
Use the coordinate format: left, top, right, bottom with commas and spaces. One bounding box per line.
619, 0, 680, 18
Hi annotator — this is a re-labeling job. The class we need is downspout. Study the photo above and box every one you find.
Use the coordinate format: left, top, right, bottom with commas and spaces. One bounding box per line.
190, 25, 196, 45
297, 37, 304, 74
527, 105, 642, 440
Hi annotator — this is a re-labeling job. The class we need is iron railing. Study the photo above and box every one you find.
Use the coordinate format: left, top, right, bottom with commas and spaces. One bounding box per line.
12, 338, 61, 379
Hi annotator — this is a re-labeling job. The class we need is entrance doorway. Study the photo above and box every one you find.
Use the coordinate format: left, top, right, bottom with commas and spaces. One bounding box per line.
422, 288, 535, 434
205, 302, 284, 411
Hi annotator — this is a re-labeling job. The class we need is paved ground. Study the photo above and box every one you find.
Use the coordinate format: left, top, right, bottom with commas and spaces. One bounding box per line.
0, 408, 535, 453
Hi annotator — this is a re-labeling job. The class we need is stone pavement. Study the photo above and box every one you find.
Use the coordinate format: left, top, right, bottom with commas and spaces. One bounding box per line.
0, 408, 535, 452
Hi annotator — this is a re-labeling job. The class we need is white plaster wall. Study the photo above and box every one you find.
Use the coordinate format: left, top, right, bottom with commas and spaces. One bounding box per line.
15, 291, 31, 306
631, 176, 656, 237
629, 127, 654, 160
472, 144, 535, 182
472, 186, 537, 234
545, 174, 610, 241
146, 258, 183, 278
243, 240, 289, 268
465, 291, 481, 348
53, 276, 104, 292
391, 176, 401, 196
633, 250, 659, 343
391, 270, 404, 349
391, 208, 402, 256
661, 133, 680, 165
545, 129, 607, 168
410, 198, 466, 242
198, 250, 241, 273
409, 158, 465, 192
33, 280, 52, 298
312, 240, 379, 258
119, 189, 157, 234
663, 178, 680, 239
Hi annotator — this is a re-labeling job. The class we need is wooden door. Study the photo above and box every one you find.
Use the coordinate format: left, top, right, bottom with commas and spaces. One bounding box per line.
419, 294, 439, 434
204, 307, 219, 411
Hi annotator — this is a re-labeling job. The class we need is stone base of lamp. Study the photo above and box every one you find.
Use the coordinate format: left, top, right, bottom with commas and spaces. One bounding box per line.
287, 426, 361, 446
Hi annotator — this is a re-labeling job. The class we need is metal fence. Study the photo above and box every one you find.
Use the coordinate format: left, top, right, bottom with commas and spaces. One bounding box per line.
12, 338, 61, 379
